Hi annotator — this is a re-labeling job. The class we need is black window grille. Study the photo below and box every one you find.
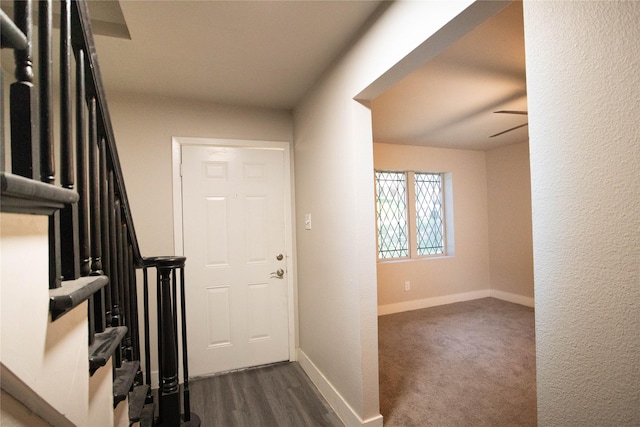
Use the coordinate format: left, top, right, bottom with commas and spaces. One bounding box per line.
415, 173, 445, 255
375, 171, 408, 259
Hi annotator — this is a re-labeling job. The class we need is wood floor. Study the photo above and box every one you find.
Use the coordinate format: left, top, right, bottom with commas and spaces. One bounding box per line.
188, 362, 344, 427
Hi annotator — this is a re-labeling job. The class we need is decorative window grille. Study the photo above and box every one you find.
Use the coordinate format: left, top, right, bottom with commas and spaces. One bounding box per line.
375, 171, 408, 259
414, 173, 445, 255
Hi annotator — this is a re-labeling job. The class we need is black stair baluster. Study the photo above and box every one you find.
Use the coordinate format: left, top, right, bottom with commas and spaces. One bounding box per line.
49, 212, 63, 289
114, 199, 124, 368
89, 97, 105, 333
109, 172, 121, 330
89, 97, 103, 275
100, 139, 112, 326
88, 293, 95, 345
36, 0, 62, 289
38, 0, 54, 184
143, 267, 153, 395
180, 266, 194, 422
11, 0, 40, 180
156, 265, 164, 423
59, 0, 80, 281
75, 48, 91, 277
59, 0, 72, 189
122, 223, 132, 360
129, 245, 141, 363
77, 48, 93, 339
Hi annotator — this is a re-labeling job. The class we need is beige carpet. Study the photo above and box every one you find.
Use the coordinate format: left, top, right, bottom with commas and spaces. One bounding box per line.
378, 297, 536, 426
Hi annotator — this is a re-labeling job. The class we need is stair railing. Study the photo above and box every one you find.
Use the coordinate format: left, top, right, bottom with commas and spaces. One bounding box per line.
1, 1, 199, 425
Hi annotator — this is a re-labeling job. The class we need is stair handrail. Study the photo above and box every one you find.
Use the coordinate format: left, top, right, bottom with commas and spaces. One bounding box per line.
2, 1, 199, 425
70, 0, 143, 266
70, 2, 198, 424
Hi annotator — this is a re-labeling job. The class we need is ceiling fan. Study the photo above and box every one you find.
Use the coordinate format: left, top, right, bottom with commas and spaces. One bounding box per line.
489, 110, 528, 138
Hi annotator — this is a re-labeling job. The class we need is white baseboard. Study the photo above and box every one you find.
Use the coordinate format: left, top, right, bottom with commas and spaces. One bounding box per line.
490, 289, 535, 307
378, 290, 490, 316
378, 289, 534, 315
297, 349, 383, 427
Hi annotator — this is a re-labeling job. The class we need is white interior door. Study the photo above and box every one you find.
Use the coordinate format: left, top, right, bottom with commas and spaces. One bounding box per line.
181, 144, 289, 377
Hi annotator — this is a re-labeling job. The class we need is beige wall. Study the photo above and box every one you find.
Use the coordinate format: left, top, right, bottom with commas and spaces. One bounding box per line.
1, 56, 293, 427
106, 91, 293, 385
0, 214, 92, 426
486, 141, 533, 300
293, 2, 507, 425
374, 143, 490, 311
1, 390, 52, 427
106, 92, 293, 257
374, 141, 534, 312
524, 1, 640, 424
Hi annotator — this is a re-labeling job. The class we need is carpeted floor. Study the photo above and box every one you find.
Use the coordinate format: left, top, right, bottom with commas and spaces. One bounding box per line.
378, 297, 536, 426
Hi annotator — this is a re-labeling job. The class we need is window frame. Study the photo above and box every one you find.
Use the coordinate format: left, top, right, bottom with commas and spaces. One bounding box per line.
413, 171, 446, 258
375, 169, 448, 262
374, 170, 410, 260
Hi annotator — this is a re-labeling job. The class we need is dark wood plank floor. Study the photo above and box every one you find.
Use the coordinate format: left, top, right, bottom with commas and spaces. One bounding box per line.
188, 362, 344, 427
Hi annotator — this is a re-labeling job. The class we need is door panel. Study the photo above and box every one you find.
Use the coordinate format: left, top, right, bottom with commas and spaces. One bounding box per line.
181, 145, 289, 377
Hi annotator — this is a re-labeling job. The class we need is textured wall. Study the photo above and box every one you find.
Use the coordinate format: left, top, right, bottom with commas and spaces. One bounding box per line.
524, 1, 640, 424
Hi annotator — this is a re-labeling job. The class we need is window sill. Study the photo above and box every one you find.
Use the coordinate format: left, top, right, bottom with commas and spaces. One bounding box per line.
377, 254, 452, 264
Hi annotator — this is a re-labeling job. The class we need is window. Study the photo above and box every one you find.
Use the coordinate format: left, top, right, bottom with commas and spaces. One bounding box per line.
375, 170, 446, 260
375, 171, 409, 259
414, 172, 444, 255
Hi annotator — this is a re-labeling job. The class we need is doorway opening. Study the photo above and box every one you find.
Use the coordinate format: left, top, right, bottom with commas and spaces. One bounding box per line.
366, 2, 536, 424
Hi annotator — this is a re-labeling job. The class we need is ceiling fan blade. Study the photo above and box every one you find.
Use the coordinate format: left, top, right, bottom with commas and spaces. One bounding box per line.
494, 110, 528, 115
489, 122, 529, 138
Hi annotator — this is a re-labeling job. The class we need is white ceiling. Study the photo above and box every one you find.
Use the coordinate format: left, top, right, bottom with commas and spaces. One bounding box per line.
2, 0, 527, 151
371, 1, 528, 150
91, 0, 383, 110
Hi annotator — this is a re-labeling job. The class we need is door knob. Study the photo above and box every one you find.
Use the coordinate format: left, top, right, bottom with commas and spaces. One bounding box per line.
276, 253, 284, 261
271, 268, 284, 279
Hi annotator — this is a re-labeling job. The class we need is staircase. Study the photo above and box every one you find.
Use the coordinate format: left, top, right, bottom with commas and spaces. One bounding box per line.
1, 1, 199, 425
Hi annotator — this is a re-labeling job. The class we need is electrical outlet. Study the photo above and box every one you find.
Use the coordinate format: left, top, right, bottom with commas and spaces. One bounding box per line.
404, 281, 410, 291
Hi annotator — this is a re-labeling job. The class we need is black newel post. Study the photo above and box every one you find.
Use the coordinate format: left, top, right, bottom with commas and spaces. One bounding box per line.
157, 257, 181, 427
155, 257, 200, 427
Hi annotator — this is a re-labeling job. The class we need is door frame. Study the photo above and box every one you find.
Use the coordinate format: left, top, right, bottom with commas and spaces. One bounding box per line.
171, 136, 297, 365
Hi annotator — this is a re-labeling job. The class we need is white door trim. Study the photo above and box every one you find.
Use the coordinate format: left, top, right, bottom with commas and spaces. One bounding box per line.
171, 136, 297, 364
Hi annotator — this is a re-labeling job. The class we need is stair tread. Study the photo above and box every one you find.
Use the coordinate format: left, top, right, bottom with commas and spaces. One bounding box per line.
89, 326, 128, 375
49, 276, 109, 321
114, 360, 140, 407
140, 403, 155, 427
128, 383, 149, 422
0, 172, 78, 215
